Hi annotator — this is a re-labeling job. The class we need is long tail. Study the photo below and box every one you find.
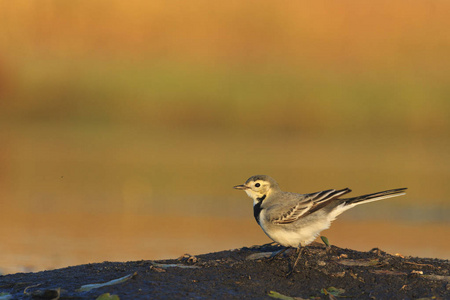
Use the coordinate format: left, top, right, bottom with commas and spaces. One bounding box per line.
343, 188, 407, 206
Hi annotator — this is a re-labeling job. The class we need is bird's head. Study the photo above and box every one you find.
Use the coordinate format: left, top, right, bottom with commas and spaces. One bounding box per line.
233, 175, 280, 203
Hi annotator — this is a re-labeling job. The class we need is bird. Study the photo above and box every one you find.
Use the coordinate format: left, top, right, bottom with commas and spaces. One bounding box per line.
233, 175, 407, 275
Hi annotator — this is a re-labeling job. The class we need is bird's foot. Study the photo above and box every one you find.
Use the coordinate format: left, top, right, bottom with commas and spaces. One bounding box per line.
284, 247, 307, 276
285, 268, 296, 277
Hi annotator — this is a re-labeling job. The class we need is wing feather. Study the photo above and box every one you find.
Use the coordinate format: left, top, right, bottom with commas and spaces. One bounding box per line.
271, 188, 351, 224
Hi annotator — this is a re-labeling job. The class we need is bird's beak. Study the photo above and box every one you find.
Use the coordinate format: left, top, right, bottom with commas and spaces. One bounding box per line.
233, 184, 249, 190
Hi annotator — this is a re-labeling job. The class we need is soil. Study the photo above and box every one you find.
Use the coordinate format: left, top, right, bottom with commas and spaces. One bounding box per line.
1, 243, 449, 299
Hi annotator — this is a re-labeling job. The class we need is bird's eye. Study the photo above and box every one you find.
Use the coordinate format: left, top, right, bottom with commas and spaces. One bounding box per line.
255, 183, 261, 188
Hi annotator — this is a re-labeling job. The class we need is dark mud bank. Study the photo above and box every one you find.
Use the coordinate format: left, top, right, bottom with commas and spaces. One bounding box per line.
1, 243, 449, 299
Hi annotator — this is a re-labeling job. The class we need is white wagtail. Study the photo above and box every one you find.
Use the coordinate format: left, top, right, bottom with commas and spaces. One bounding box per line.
234, 175, 407, 274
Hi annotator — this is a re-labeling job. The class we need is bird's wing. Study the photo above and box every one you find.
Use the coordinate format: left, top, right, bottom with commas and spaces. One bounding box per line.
271, 188, 351, 225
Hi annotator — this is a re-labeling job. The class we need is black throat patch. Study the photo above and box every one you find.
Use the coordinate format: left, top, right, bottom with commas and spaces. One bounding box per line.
253, 194, 266, 225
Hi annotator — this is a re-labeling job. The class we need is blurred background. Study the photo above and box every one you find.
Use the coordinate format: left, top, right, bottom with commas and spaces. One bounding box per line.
0, 1, 449, 274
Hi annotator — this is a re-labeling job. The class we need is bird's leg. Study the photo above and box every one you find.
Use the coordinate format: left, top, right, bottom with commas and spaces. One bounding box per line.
292, 247, 305, 269
286, 246, 304, 276
268, 246, 289, 261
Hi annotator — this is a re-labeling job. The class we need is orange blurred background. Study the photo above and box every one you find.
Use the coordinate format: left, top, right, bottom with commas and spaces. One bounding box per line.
0, 1, 449, 274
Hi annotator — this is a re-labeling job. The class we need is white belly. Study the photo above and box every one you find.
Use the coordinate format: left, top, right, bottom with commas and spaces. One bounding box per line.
259, 211, 331, 247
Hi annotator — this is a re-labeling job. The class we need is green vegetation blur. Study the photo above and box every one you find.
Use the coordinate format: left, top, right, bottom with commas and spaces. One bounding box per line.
1, 1, 449, 215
